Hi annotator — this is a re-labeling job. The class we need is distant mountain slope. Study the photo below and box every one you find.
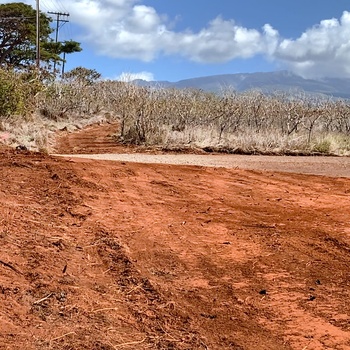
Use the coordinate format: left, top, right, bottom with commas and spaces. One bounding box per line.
133, 71, 350, 99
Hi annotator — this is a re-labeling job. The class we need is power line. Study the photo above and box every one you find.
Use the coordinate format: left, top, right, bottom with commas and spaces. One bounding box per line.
47, 11, 69, 42
41, 0, 62, 15
55, 0, 69, 15
47, 11, 69, 72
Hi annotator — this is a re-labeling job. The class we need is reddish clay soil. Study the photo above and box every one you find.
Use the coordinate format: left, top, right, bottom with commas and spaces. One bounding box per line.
1, 124, 350, 349
55, 123, 163, 155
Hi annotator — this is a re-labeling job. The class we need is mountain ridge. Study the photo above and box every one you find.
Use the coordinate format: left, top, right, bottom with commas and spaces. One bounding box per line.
133, 71, 350, 99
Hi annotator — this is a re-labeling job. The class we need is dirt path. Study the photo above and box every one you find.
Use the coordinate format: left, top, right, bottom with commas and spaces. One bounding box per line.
55, 152, 350, 178
1, 124, 350, 349
54, 123, 350, 177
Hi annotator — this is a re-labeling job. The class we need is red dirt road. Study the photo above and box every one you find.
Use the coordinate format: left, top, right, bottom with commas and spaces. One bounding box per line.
54, 123, 350, 178
1, 124, 350, 349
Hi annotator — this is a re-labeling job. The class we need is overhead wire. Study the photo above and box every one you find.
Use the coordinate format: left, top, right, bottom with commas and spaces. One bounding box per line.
55, 0, 69, 14
61, 20, 70, 40
39, 0, 72, 43
47, 0, 60, 12
40, 0, 56, 13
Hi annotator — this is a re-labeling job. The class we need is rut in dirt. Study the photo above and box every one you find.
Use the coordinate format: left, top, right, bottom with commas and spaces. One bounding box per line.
1, 123, 350, 350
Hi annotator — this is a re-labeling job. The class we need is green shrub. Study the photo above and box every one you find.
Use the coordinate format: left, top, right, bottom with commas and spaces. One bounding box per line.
0, 68, 44, 118
312, 139, 331, 153
0, 70, 20, 117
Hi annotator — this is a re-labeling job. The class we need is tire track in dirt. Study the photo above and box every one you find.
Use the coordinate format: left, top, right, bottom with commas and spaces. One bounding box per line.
1, 124, 350, 349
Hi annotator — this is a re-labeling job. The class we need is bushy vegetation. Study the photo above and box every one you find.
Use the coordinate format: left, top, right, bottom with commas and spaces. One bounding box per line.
0, 2, 81, 73
0, 68, 43, 117
1, 67, 350, 155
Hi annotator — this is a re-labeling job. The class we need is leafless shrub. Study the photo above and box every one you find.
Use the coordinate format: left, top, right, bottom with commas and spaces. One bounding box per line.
2, 70, 350, 155
37, 80, 350, 154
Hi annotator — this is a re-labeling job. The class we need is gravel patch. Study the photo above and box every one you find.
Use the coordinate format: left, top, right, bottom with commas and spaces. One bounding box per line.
53, 153, 350, 178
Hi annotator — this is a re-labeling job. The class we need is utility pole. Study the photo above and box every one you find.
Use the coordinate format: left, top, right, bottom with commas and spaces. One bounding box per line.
48, 11, 69, 72
36, 0, 40, 68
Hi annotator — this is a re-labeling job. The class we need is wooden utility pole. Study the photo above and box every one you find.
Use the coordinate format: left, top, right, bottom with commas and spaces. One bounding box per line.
48, 11, 69, 72
36, 0, 40, 68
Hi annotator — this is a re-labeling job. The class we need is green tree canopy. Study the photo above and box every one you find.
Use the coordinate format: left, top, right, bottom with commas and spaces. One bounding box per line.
61, 40, 82, 55
0, 2, 81, 70
59, 40, 82, 75
0, 2, 55, 67
64, 66, 101, 84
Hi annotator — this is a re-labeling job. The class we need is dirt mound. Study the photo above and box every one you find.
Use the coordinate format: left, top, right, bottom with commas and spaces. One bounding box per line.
1, 129, 350, 349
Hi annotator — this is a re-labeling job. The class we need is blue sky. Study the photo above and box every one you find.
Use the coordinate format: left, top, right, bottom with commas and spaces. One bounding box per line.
2, 0, 350, 81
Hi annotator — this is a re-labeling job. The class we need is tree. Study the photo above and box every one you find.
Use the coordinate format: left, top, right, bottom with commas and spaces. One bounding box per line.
64, 66, 101, 85
60, 40, 82, 76
0, 2, 63, 69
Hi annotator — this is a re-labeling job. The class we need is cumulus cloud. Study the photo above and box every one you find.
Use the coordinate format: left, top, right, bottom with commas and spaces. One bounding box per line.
50, 0, 277, 63
116, 71, 155, 81
2, 0, 350, 78
274, 11, 350, 78
161, 17, 268, 63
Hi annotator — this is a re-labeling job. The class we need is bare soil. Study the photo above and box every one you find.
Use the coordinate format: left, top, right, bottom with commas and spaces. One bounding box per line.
1, 123, 350, 349
54, 123, 350, 178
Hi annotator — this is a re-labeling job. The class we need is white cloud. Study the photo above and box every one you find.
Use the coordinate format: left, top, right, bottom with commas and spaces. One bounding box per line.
2, 0, 350, 78
274, 11, 350, 78
116, 71, 154, 81
161, 17, 267, 63
36, 0, 271, 62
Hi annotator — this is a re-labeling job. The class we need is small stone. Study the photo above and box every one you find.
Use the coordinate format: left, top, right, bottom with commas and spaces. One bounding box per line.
16, 145, 28, 151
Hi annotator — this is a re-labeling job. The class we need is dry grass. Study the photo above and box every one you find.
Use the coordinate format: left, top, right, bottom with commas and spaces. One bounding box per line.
1, 69, 350, 155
